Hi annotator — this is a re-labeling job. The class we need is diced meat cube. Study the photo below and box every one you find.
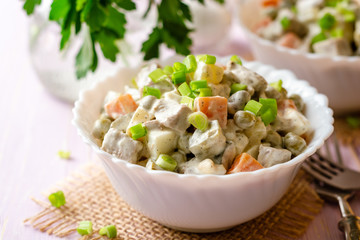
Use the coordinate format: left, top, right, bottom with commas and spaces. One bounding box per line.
189, 120, 227, 159
227, 90, 250, 114
101, 128, 143, 164
153, 99, 192, 133
313, 38, 353, 57
257, 145, 292, 167
208, 83, 231, 98
110, 113, 133, 132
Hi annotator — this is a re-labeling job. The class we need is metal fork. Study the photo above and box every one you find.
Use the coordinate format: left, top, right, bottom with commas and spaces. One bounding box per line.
302, 135, 360, 239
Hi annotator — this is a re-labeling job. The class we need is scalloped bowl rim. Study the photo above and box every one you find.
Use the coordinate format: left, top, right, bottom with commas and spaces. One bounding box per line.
72, 57, 334, 183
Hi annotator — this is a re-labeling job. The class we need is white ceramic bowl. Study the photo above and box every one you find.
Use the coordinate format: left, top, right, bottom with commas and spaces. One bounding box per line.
238, 0, 360, 115
72, 56, 333, 233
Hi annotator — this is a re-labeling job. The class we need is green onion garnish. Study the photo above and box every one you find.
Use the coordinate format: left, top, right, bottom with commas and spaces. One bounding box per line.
149, 68, 168, 83
244, 100, 263, 116
270, 79, 283, 92
183, 54, 197, 73
180, 96, 194, 109
188, 112, 209, 131
163, 65, 174, 75
48, 191, 66, 208
311, 32, 327, 45
58, 150, 71, 159
77, 221, 93, 236
259, 98, 277, 125
198, 54, 216, 64
99, 225, 117, 238
173, 62, 187, 72
291, 6, 297, 13
143, 86, 161, 99
280, 16, 291, 29
178, 82, 192, 96
199, 88, 212, 97
230, 55, 243, 65
230, 83, 247, 95
131, 77, 138, 89
181, 96, 194, 107
330, 28, 344, 38
346, 116, 360, 128
172, 71, 186, 84
190, 80, 208, 91
155, 154, 177, 171
129, 123, 147, 140
318, 13, 336, 30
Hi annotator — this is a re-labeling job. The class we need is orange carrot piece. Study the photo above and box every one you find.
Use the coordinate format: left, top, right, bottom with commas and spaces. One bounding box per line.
261, 0, 279, 7
105, 94, 138, 119
278, 32, 302, 49
253, 17, 272, 32
195, 96, 228, 128
277, 99, 297, 115
227, 153, 263, 174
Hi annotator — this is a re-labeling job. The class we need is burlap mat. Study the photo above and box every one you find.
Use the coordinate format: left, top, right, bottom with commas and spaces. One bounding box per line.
24, 163, 323, 240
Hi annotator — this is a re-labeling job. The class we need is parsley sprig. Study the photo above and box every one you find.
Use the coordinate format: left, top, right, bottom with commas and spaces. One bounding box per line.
23, 0, 224, 79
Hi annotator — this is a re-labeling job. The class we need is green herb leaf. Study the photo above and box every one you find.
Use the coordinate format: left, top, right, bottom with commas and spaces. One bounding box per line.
114, 0, 136, 10
76, 0, 87, 11
81, 0, 106, 31
75, 33, 95, 79
23, 0, 41, 15
49, 0, 71, 21
95, 30, 119, 62
103, 6, 126, 38
141, 27, 162, 60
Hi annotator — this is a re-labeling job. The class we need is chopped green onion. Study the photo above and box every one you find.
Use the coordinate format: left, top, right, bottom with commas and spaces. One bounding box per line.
269, 79, 283, 92
149, 68, 168, 83
259, 98, 277, 125
48, 191, 66, 208
143, 86, 161, 99
180, 96, 194, 109
99, 225, 117, 238
244, 100, 263, 116
291, 6, 297, 13
173, 62, 187, 72
199, 88, 212, 97
336, 5, 356, 22
230, 83, 247, 94
311, 32, 327, 45
346, 116, 360, 128
190, 80, 208, 91
197, 54, 216, 64
189, 91, 198, 98
58, 150, 71, 159
131, 77, 138, 89
188, 112, 209, 131
77, 221, 93, 236
330, 28, 344, 38
178, 82, 192, 96
230, 55, 243, 65
318, 13, 336, 30
163, 65, 174, 75
325, 0, 338, 7
171, 71, 186, 84
129, 123, 147, 140
155, 154, 177, 171
183, 55, 197, 73
280, 16, 291, 29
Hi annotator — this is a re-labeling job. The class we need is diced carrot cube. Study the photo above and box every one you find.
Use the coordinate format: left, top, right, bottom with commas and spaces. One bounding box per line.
195, 96, 228, 128
261, 0, 279, 7
105, 94, 138, 119
278, 99, 297, 115
227, 153, 263, 174
278, 32, 302, 49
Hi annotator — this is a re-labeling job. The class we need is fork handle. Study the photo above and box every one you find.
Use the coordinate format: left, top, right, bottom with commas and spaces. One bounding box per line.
338, 215, 360, 240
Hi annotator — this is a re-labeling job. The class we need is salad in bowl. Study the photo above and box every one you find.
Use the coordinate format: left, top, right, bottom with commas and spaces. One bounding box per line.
91, 54, 312, 175
73, 55, 333, 232
255, 0, 360, 56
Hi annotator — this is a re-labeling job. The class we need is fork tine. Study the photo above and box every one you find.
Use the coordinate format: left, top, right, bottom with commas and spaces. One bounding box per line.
302, 160, 333, 183
324, 137, 333, 162
315, 152, 345, 172
305, 155, 336, 177
333, 132, 344, 165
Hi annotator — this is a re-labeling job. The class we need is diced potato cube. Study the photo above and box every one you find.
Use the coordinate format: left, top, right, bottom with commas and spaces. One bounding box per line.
126, 107, 152, 134
146, 128, 178, 159
193, 61, 224, 84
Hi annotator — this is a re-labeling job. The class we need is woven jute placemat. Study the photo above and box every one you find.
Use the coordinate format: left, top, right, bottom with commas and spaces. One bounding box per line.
24, 163, 323, 240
